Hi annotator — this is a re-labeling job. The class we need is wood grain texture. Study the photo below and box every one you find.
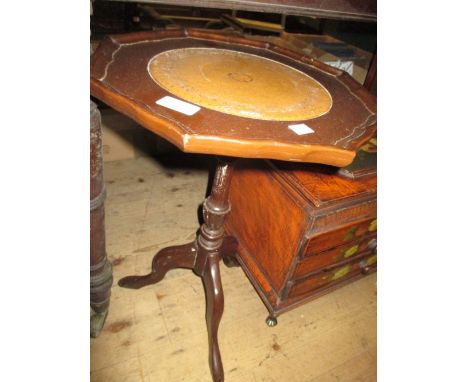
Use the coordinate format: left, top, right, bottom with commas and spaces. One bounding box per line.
226, 160, 309, 295
287, 254, 375, 299
303, 218, 376, 257
224, 158, 376, 317
271, 161, 377, 208
90, 152, 376, 382
90, 29, 377, 380
91, 29, 377, 167
294, 234, 376, 279
116, 157, 238, 382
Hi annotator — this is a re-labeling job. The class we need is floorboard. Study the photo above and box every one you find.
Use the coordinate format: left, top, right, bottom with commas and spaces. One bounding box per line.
91, 142, 376, 382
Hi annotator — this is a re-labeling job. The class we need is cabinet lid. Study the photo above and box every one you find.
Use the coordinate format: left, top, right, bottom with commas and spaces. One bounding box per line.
269, 150, 376, 208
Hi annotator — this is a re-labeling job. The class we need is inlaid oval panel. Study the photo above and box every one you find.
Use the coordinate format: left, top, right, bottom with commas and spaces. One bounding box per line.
148, 48, 333, 121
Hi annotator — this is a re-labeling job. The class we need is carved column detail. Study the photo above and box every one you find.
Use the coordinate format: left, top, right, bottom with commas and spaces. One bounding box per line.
118, 156, 238, 382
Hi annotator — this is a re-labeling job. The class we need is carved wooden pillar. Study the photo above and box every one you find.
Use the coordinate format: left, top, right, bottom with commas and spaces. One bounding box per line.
194, 157, 236, 382
119, 156, 238, 382
90, 101, 113, 337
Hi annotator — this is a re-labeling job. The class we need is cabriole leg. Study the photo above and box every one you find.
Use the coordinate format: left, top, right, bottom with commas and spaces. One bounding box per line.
119, 157, 238, 382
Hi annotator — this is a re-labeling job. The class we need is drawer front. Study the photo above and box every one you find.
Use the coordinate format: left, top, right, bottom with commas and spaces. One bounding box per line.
303, 217, 377, 258
294, 234, 376, 279
287, 254, 376, 299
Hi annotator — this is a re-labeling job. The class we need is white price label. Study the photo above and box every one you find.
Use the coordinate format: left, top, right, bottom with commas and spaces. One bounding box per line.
156, 96, 200, 116
288, 123, 315, 135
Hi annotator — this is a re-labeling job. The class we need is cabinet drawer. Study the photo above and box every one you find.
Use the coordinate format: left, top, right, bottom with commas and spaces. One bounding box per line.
294, 234, 376, 279
288, 254, 376, 299
303, 217, 377, 258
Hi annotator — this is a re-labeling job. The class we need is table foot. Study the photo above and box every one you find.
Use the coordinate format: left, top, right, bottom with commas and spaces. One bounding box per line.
119, 243, 197, 289
118, 157, 237, 382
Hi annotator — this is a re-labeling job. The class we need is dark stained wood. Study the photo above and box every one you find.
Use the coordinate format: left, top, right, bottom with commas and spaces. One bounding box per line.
90, 101, 113, 337
109, 0, 377, 22
221, 235, 240, 268
91, 29, 377, 167
224, 157, 377, 318
202, 255, 224, 382
364, 52, 377, 91
118, 243, 197, 289
91, 30, 377, 381
192, 157, 238, 381
119, 157, 238, 382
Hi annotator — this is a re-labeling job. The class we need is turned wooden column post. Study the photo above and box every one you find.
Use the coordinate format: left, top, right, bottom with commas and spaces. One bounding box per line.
90, 101, 113, 337
194, 157, 236, 382
118, 156, 238, 382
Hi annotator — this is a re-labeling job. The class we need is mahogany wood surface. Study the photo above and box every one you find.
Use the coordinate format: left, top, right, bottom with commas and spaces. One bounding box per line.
364, 52, 377, 91
91, 29, 377, 381
91, 29, 376, 167
118, 157, 239, 382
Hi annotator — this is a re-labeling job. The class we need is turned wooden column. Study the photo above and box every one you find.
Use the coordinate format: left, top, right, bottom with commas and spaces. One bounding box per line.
90, 101, 113, 337
119, 157, 238, 382
194, 157, 236, 382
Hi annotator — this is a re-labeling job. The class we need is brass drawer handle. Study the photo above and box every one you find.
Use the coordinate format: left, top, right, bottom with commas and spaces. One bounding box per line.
360, 255, 377, 274
343, 226, 358, 241
342, 244, 359, 258
330, 265, 351, 280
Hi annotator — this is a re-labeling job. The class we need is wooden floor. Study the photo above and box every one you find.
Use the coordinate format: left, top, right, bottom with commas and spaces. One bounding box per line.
91, 142, 377, 381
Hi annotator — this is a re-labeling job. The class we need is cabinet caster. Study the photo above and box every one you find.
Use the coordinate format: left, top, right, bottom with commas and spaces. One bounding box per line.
266, 316, 278, 327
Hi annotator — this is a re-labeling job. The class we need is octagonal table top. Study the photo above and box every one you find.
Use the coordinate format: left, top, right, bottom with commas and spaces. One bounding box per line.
91, 29, 376, 167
